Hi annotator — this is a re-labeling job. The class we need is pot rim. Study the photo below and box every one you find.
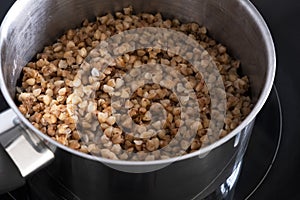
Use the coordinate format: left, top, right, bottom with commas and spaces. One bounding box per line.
0, 0, 276, 166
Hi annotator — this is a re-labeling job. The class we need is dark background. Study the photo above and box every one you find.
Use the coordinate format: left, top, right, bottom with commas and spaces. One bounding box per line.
249, 0, 300, 199
0, 0, 300, 199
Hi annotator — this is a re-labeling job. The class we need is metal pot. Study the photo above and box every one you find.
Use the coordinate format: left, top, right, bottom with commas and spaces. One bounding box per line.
0, 0, 275, 199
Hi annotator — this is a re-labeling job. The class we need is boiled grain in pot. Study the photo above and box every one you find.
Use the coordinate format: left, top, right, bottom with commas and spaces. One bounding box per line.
16, 6, 253, 161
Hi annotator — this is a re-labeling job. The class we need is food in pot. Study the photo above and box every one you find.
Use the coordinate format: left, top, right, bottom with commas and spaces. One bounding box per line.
16, 6, 252, 160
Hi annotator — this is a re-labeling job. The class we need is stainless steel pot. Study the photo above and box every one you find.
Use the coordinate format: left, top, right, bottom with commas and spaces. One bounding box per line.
0, 0, 275, 199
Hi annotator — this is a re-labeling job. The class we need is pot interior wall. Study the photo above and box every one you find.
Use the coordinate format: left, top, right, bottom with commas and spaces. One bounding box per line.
1, 0, 268, 103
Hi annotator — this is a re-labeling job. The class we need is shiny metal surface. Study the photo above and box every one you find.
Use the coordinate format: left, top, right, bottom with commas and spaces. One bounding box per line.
0, 109, 16, 134
6, 134, 54, 177
0, 109, 54, 178
0, 0, 275, 199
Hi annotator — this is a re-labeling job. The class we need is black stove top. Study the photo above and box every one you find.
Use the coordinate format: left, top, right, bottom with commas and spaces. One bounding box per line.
1, 0, 300, 199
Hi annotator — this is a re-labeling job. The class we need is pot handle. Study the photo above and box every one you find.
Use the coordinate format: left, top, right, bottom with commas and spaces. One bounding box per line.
0, 109, 54, 194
